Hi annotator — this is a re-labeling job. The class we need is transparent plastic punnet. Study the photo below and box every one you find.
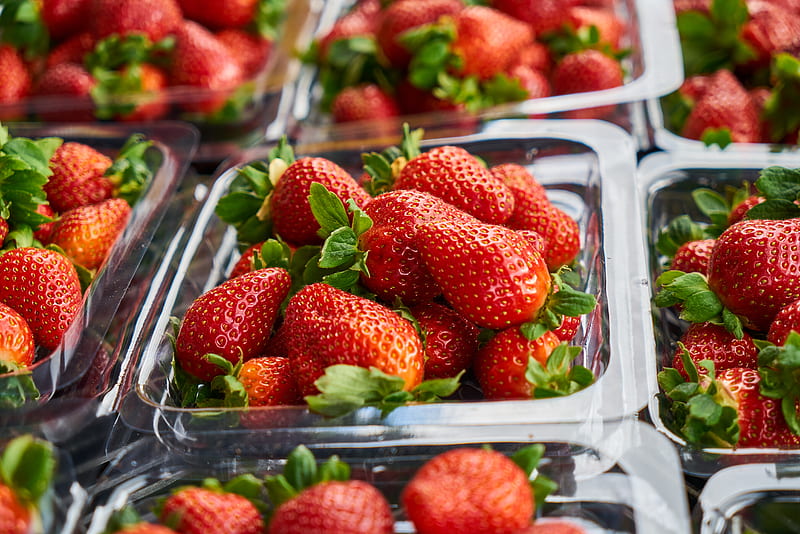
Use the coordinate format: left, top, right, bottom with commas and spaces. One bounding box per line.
0, 122, 198, 432
118, 119, 652, 455
289, 0, 683, 149
84, 421, 690, 534
637, 150, 800, 478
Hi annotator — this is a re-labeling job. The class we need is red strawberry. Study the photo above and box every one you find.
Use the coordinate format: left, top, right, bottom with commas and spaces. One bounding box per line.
47, 197, 132, 271
271, 157, 372, 246
175, 268, 291, 382
0, 485, 31, 534
509, 42, 553, 75
491, 0, 578, 35
216, 28, 273, 79
0, 302, 35, 368
552, 49, 623, 119
416, 218, 551, 329
317, 0, 380, 62
160, 486, 264, 534
567, 6, 625, 50
238, 356, 302, 407
0, 247, 82, 351
169, 20, 245, 114
109, 63, 170, 122
553, 313, 581, 342
0, 45, 31, 119
178, 0, 257, 29
229, 242, 264, 279
520, 518, 588, 534
45, 32, 95, 68
376, 0, 464, 68
507, 64, 552, 100
492, 163, 548, 222
515, 229, 547, 255
451, 6, 535, 80
411, 301, 480, 379
111, 524, 178, 534
267, 480, 394, 534
283, 283, 424, 396
33, 204, 56, 243
89, 0, 183, 43
0, 218, 7, 245
741, 1, 800, 68
33, 62, 97, 121
402, 447, 534, 534
670, 239, 715, 274
331, 84, 400, 123
39, 0, 92, 40
395, 78, 466, 115
45, 141, 113, 213
768, 298, 800, 346
521, 202, 581, 271
671, 322, 759, 379
727, 195, 765, 225
393, 145, 515, 225
707, 218, 800, 332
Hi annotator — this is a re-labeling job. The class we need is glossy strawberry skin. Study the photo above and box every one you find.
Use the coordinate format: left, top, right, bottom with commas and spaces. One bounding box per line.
271, 157, 372, 246
283, 283, 424, 396
0, 484, 30, 534
393, 146, 515, 225
45, 142, 114, 213
331, 84, 399, 123
239, 356, 302, 407
89, 0, 183, 43
768, 298, 800, 346
48, 198, 132, 271
0, 248, 82, 352
417, 218, 552, 329
411, 301, 480, 380
0, 302, 36, 367
377, 0, 463, 68
160, 487, 264, 534
175, 268, 291, 382
671, 239, 715, 274
552, 50, 623, 119
707, 218, 800, 332
475, 328, 561, 399
267, 480, 394, 534
727, 195, 764, 225
672, 322, 758, 379
402, 447, 534, 534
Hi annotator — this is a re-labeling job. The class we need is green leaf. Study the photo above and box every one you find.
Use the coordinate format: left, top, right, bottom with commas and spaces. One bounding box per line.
284, 445, 318, 493
254, 0, 287, 40
656, 215, 709, 257
692, 188, 730, 226
756, 166, 800, 201
318, 227, 358, 268
657, 367, 686, 393
309, 182, 350, 237
510, 444, 545, 478
0, 435, 56, 503
317, 456, 350, 483
701, 128, 734, 149
104, 134, 155, 205
0, 361, 40, 408
744, 199, 800, 221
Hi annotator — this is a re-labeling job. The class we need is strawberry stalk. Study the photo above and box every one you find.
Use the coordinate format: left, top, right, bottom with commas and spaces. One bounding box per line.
757, 331, 800, 435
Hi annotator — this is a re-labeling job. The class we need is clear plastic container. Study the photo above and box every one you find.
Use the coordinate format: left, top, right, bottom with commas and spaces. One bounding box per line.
288, 0, 683, 150
637, 150, 800, 478
696, 463, 800, 534
84, 420, 691, 534
116, 118, 654, 457
0, 122, 199, 438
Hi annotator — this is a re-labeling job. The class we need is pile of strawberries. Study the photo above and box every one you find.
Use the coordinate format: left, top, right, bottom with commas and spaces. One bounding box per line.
662, 0, 800, 147
654, 165, 800, 449
167, 126, 597, 416
0, 124, 155, 405
99, 444, 589, 534
306, 0, 627, 123
0, 0, 284, 122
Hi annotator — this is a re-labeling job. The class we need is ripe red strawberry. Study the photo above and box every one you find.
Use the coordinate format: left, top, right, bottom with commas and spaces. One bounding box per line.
267, 480, 394, 534
48, 197, 132, 271
376, 0, 464, 68
491, 0, 578, 34
238, 356, 302, 407
39, 0, 92, 40
553, 313, 581, 342
271, 157, 372, 246
567, 6, 624, 50
317, 0, 380, 62
411, 301, 480, 379
331, 84, 400, 123
169, 20, 245, 114
33, 62, 97, 121
179, 0, 257, 29
175, 268, 291, 382
727, 194, 765, 225
160, 486, 264, 534
282, 282, 424, 396
89, 0, 183, 43
33, 204, 56, 243
492, 163, 548, 222
515, 229, 547, 255
111, 524, 178, 534
0, 302, 35, 368
741, 1, 800, 68
0, 45, 32, 118
0, 218, 7, 245
229, 241, 264, 279
520, 518, 588, 534
707, 218, 800, 332
402, 447, 534, 534
395, 78, 466, 115
45, 32, 95, 68
671, 322, 759, 379
416, 218, 551, 329
0, 484, 31, 534
552, 49, 623, 119
511, 42, 553, 75
451, 6, 535, 80
768, 298, 800, 346
521, 202, 581, 271
670, 238, 715, 274
109, 63, 170, 122
0, 247, 82, 352
393, 146, 515, 225
216, 29, 273, 79
44, 141, 113, 213
507, 64, 552, 100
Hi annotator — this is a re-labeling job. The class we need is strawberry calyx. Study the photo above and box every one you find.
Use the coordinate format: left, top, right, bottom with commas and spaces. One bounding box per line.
264, 445, 350, 511
658, 347, 740, 448
0, 360, 40, 408
757, 331, 800, 435
523, 343, 594, 399
103, 134, 156, 205
520, 269, 597, 341
0, 0, 49, 59
763, 54, 800, 143
305, 364, 463, 418
0, 434, 56, 508
509, 444, 558, 510
361, 123, 423, 195
748, 165, 800, 220
253, 0, 288, 41
540, 23, 630, 63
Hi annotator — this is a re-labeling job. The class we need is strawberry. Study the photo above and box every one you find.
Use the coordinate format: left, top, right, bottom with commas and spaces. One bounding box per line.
727, 194, 764, 225
271, 156, 372, 246
376, 0, 463, 69
393, 145, 515, 225
178, 0, 257, 30
282, 282, 424, 396
416, 218, 552, 329
33, 204, 56, 244
229, 241, 265, 279
567, 6, 625, 50
331, 84, 400, 123
402, 447, 535, 534
33, 62, 97, 121
491, 0, 578, 35
768, 298, 800, 346
216, 28, 273, 79
174, 268, 291, 382
39, 0, 92, 40
507, 64, 551, 100
411, 301, 480, 379
509, 42, 553, 75
89, 0, 183, 43
552, 313, 581, 342
451, 6, 534, 81
671, 322, 759, 379
0, 45, 32, 118
740, 1, 800, 69
111, 524, 178, 534
97, 63, 170, 122
317, 0, 380, 62
169, 20, 245, 114
44, 141, 113, 213
520, 518, 588, 534
491, 163, 548, 222
0, 485, 30, 534
0, 436, 56, 534
0, 218, 7, 245
394, 78, 466, 115
45, 32, 95, 68
515, 229, 547, 256
0, 302, 35, 368
0, 247, 82, 352
160, 486, 264, 534
266, 445, 394, 534
552, 49, 623, 119
47, 197, 132, 271
670, 238, 715, 274
238, 356, 302, 407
